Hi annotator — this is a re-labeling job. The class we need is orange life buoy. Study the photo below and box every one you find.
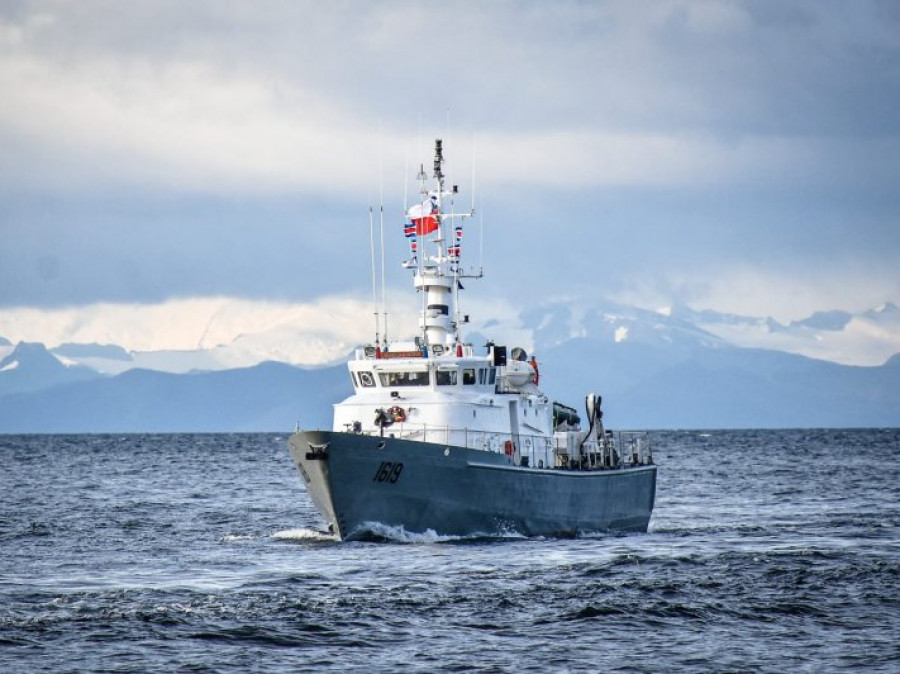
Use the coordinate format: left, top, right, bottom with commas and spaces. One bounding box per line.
504, 440, 515, 457
388, 405, 407, 423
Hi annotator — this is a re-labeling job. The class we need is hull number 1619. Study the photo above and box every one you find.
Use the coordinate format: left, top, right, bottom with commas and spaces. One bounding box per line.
373, 461, 404, 484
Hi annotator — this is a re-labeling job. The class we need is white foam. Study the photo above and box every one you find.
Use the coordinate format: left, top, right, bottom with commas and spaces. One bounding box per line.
221, 534, 254, 543
354, 521, 526, 544
271, 528, 337, 542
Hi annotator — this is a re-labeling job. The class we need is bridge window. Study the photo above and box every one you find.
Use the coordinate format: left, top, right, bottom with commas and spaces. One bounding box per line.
436, 369, 457, 386
378, 370, 430, 387
462, 368, 476, 385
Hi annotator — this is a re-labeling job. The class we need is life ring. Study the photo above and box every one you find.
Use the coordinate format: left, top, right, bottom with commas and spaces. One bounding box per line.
388, 405, 407, 423
504, 440, 515, 457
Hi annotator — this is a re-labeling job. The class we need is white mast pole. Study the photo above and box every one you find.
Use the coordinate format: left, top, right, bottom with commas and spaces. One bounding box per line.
380, 204, 387, 346
480, 208, 484, 272
471, 131, 477, 213
378, 129, 388, 346
369, 206, 379, 344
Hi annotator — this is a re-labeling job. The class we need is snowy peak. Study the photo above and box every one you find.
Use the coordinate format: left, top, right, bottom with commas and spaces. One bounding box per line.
0, 341, 101, 395
0, 341, 63, 372
518, 299, 726, 355
788, 310, 853, 331
679, 303, 900, 366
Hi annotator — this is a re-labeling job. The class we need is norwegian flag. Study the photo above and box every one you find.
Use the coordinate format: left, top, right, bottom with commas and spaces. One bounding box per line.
407, 198, 440, 236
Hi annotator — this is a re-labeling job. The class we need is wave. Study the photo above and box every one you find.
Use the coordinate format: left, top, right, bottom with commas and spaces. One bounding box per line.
220, 534, 255, 543
347, 521, 527, 544
270, 528, 337, 543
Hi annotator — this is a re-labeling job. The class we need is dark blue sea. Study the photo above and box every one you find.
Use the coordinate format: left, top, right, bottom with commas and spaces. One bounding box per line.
1, 430, 898, 673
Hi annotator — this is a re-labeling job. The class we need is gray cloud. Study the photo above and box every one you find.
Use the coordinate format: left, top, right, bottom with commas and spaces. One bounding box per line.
1, 1, 898, 318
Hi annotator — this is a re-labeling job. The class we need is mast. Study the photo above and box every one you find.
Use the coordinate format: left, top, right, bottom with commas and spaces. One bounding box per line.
405, 138, 480, 348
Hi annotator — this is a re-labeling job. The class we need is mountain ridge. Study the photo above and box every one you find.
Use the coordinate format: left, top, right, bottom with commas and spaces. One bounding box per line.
2, 299, 898, 432
0, 360, 349, 433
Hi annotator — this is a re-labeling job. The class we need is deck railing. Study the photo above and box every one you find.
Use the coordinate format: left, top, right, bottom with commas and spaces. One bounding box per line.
354, 422, 653, 470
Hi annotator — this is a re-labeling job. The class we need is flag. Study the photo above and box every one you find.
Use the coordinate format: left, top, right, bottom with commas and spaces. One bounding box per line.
404, 222, 416, 238
407, 199, 439, 236
450, 223, 463, 259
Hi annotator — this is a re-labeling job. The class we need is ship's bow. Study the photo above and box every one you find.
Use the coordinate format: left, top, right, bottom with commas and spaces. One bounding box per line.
288, 430, 339, 535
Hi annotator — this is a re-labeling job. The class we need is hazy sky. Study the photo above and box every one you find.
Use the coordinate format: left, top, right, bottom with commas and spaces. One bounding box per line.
2, 0, 899, 328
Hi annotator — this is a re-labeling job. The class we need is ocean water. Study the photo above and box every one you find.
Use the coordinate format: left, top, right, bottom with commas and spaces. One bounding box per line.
1, 429, 898, 673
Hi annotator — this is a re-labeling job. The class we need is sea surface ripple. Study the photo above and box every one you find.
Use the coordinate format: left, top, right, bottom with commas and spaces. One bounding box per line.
1, 429, 898, 672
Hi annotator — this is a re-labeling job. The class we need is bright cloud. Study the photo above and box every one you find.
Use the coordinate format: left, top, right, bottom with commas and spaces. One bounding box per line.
0, 295, 414, 362
1, 1, 898, 332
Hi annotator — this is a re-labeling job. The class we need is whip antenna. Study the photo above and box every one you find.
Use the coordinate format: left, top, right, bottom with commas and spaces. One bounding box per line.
379, 179, 387, 345
368, 206, 380, 344
471, 131, 477, 213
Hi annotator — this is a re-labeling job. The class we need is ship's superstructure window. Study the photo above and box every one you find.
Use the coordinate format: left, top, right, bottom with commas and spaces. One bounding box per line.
436, 369, 457, 386
358, 371, 376, 387
489, 368, 497, 384
462, 368, 476, 385
379, 370, 430, 387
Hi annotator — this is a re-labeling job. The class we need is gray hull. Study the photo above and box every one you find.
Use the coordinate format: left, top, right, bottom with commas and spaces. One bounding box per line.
288, 430, 657, 541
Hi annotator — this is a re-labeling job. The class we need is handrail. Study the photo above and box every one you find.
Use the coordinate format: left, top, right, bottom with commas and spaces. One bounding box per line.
353, 422, 653, 470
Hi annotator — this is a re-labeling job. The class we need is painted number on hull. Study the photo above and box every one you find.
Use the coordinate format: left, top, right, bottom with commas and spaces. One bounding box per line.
373, 461, 404, 484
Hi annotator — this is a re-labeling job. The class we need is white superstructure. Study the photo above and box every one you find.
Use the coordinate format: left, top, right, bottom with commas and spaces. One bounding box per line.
330, 139, 645, 471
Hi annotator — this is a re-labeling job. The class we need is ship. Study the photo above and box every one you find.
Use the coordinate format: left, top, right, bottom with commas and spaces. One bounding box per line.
288, 139, 657, 541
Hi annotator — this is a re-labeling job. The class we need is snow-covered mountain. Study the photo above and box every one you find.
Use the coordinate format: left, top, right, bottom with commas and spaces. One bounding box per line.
667, 302, 900, 367
3, 298, 897, 376
0, 297, 418, 374
0, 342, 101, 396
1, 298, 898, 431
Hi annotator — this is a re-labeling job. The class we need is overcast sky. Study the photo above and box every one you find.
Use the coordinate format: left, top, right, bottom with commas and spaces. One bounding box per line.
2, 0, 899, 333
